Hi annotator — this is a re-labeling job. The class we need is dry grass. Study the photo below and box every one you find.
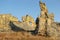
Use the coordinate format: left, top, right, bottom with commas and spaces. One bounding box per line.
0, 32, 59, 40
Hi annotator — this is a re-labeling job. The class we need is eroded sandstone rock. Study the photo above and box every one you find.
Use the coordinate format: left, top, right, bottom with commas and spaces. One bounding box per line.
10, 15, 36, 31
37, 1, 57, 37
0, 14, 18, 32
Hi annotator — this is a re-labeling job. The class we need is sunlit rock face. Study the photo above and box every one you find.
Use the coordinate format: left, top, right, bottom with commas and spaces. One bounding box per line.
35, 1, 60, 38
0, 14, 36, 32
36, 1, 55, 36
11, 15, 36, 31
22, 15, 36, 28
37, 1, 49, 36
0, 14, 18, 32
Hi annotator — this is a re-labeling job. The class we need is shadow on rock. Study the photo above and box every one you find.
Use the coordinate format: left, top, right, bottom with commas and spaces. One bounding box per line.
9, 21, 25, 32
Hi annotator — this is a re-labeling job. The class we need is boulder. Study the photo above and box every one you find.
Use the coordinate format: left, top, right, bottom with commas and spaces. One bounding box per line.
12, 21, 36, 31
10, 15, 36, 31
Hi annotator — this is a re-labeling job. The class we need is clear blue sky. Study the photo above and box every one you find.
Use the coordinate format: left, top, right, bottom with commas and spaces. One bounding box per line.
0, 0, 60, 22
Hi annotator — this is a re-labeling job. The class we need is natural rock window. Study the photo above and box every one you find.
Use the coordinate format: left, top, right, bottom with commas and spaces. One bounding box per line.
29, 22, 32, 25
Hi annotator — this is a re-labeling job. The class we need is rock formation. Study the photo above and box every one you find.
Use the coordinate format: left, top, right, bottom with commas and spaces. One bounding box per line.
0, 0, 60, 40
10, 15, 36, 31
36, 1, 60, 37
0, 14, 18, 32
22, 15, 36, 27
37, 1, 49, 36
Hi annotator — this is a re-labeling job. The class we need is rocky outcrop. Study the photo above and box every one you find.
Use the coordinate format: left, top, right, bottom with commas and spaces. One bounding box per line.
38, 1, 49, 36
34, 1, 60, 39
0, 1, 60, 40
11, 15, 36, 31
36, 1, 58, 37
0, 14, 18, 32
22, 15, 36, 27
0, 14, 36, 32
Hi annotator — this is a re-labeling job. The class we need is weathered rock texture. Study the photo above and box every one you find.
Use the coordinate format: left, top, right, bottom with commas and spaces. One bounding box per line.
37, 1, 55, 36
36, 1, 60, 38
0, 14, 18, 32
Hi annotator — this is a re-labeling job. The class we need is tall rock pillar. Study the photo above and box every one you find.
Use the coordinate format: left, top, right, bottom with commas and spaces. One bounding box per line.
38, 1, 55, 36
38, 1, 48, 36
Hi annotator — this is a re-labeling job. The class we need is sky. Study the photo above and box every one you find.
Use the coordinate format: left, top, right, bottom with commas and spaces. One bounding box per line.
0, 0, 60, 22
